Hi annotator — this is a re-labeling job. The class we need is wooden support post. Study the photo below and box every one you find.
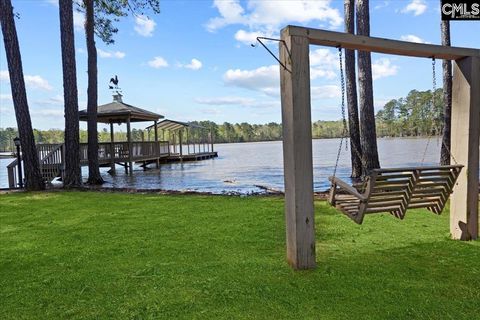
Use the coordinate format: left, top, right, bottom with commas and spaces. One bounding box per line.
450, 56, 480, 240
109, 122, 115, 174
154, 120, 159, 168
179, 129, 183, 159
126, 116, 133, 175
210, 130, 214, 153
280, 33, 316, 269
187, 129, 190, 154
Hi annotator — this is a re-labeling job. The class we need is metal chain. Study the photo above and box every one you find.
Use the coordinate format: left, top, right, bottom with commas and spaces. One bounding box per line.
333, 47, 347, 179
333, 47, 368, 179
421, 58, 436, 164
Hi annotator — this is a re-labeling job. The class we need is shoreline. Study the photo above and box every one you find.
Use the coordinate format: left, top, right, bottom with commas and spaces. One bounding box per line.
0, 185, 332, 199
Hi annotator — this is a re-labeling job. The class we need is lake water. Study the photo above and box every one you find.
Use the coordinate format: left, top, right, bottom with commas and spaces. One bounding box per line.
1, 137, 459, 193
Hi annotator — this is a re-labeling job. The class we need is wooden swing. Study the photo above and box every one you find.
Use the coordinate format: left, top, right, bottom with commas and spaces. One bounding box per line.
328, 51, 463, 224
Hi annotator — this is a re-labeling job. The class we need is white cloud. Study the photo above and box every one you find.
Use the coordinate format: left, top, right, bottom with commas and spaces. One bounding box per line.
183, 58, 203, 70
223, 65, 279, 96
400, 34, 425, 43
45, 0, 58, 6
234, 29, 265, 45
195, 96, 278, 108
1, 70, 53, 91
310, 48, 338, 80
97, 49, 126, 59
0, 93, 12, 101
207, 0, 342, 31
207, 0, 342, 44
0, 70, 8, 81
73, 11, 84, 31
311, 85, 341, 99
401, 0, 427, 16
374, 1, 390, 10
30, 108, 64, 117
222, 63, 341, 100
134, 15, 156, 37
34, 94, 64, 106
200, 108, 222, 115
206, 0, 246, 31
372, 58, 399, 80
25, 75, 53, 90
148, 56, 169, 69
196, 96, 255, 106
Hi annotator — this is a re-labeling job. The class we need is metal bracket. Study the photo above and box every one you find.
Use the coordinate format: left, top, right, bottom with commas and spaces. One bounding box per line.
252, 37, 292, 73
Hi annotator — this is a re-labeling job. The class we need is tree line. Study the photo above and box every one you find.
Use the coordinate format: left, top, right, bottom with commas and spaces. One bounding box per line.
0, 87, 445, 151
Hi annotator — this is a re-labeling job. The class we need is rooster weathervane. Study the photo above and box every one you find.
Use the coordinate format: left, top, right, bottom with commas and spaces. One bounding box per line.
109, 75, 122, 94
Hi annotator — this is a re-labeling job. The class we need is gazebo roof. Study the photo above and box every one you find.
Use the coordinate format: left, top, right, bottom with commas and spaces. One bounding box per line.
145, 119, 206, 131
79, 94, 163, 123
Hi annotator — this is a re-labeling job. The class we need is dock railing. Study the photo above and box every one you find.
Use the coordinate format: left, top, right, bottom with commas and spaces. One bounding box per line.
79, 141, 170, 164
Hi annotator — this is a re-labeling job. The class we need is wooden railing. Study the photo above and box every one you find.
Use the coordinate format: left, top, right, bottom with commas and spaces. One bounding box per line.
6, 143, 64, 188
6, 141, 170, 188
79, 141, 169, 163
39, 144, 64, 182
6, 157, 20, 188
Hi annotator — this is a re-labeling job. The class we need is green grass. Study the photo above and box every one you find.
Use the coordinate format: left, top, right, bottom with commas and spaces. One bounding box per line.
0, 191, 479, 319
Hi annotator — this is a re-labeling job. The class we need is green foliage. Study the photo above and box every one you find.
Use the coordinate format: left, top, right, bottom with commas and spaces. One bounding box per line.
0, 191, 479, 319
376, 88, 443, 137
74, 0, 160, 44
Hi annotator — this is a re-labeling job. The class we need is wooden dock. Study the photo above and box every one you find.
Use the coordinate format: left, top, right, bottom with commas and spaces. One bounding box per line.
6, 141, 218, 188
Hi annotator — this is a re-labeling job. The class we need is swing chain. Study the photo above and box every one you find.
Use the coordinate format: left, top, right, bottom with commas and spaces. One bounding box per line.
333, 47, 348, 179
421, 58, 437, 164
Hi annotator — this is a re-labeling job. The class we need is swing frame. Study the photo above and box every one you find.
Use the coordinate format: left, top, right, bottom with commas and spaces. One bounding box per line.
279, 26, 480, 270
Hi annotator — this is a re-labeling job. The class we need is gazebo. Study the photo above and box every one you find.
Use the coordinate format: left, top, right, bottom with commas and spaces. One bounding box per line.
79, 93, 166, 174
145, 119, 217, 161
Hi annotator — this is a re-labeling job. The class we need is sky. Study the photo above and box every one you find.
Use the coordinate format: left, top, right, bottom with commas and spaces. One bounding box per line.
0, 0, 479, 131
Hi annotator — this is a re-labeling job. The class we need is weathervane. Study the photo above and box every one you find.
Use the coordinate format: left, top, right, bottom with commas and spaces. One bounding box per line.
108, 75, 122, 94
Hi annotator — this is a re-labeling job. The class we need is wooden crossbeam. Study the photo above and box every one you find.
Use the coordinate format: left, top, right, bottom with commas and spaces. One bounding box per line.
283, 26, 480, 60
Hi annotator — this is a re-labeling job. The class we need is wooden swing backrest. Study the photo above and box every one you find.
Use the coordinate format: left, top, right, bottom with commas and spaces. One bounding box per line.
363, 168, 417, 218
408, 165, 463, 214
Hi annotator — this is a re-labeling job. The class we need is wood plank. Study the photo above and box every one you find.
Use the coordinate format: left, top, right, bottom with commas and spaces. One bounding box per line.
284, 26, 480, 60
451, 60, 479, 238
329, 177, 367, 200
281, 34, 316, 269
365, 206, 403, 214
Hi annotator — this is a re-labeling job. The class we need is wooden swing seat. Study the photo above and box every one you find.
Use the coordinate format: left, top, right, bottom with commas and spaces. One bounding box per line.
328, 165, 463, 224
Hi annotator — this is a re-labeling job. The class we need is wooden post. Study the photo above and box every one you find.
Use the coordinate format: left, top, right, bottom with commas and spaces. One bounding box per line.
126, 116, 132, 174
109, 122, 115, 174
179, 129, 183, 159
280, 32, 316, 269
210, 130, 214, 153
187, 129, 190, 154
154, 120, 159, 168
450, 56, 480, 240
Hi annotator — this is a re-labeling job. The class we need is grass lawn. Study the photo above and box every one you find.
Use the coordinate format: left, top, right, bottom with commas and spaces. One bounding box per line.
0, 191, 479, 319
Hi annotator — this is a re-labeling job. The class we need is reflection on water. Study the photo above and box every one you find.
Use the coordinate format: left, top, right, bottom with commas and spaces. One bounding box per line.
0, 138, 468, 193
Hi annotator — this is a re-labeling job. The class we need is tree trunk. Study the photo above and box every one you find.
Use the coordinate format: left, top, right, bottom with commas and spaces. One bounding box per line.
59, 0, 81, 187
344, 0, 362, 178
0, 0, 44, 190
85, 0, 104, 184
356, 0, 380, 173
440, 19, 452, 165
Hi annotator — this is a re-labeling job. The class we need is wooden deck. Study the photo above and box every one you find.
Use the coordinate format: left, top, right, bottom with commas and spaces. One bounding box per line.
6, 141, 218, 188
165, 152, 218, 162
